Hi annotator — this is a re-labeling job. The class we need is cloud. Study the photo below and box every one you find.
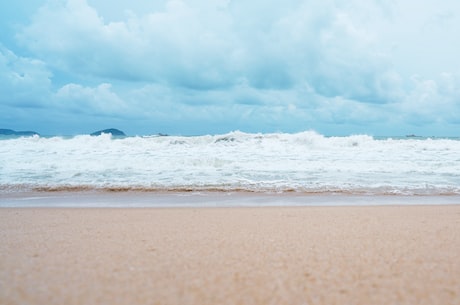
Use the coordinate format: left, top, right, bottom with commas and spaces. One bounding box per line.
4, 0, 460, 135
55, 82, 129, 116
18, 0, 238, 86
0, 45, 52, 107
399, 73, 460, 125
18, 0, 400, 100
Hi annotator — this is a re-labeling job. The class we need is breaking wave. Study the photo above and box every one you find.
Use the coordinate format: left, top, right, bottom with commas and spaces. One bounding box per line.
1, 131, 459, 195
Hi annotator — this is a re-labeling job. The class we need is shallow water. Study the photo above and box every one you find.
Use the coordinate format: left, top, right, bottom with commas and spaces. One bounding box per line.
1, 191, 460, 208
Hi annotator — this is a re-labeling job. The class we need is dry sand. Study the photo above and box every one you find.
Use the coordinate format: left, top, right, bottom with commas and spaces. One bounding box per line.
1, 205, 460, 305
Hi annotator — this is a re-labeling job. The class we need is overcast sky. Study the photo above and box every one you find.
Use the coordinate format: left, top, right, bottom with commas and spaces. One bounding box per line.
1, 0, 459, 136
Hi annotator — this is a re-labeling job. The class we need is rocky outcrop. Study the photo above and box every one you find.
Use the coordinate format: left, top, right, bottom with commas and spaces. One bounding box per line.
0, 129, 39, 136
90, 128, 126, 137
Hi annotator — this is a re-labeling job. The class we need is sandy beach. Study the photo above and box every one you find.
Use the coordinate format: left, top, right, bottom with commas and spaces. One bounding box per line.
1, 204, 460, 305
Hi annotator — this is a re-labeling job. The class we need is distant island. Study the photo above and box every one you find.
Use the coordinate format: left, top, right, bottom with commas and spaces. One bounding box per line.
90, 128, 126, 137
0, 129, 40, 136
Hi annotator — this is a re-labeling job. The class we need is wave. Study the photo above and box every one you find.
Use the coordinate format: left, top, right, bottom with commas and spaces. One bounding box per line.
1, 129, 458, 146
1, 130, 459, 197
2, 183, 460, 196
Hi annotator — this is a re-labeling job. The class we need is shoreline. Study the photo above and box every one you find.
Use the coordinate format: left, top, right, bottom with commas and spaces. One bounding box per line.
1, 191, 460, 208
1, 205, 460, 305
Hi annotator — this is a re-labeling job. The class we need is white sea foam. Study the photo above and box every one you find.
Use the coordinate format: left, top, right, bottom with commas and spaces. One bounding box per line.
1, 131, 459, 195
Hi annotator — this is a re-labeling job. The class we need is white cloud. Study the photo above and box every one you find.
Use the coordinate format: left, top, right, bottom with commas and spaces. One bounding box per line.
18, 0, 399, 98
400, 73, 460, 124
55, 82, 129, 116
0, 46, 52, 107
18, 0, 239, 86
4, 0, 460, 135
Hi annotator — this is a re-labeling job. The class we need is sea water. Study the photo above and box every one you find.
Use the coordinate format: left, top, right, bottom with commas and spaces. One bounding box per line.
1, 131, 459, 196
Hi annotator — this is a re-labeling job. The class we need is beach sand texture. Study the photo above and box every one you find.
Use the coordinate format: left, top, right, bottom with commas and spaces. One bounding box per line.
1, 205, 460, 305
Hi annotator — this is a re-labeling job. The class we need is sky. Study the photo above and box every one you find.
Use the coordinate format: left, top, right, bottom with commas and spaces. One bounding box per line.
1, 0, 460, 136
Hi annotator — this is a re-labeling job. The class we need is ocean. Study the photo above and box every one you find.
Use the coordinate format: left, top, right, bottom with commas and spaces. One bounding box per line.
1, 130, 459, 198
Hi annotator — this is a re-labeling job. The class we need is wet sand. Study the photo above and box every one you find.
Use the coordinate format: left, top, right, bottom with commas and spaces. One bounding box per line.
1, 205, 460, 305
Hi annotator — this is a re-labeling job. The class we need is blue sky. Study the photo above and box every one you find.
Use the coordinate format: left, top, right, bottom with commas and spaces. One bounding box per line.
1, 0, 459, 136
